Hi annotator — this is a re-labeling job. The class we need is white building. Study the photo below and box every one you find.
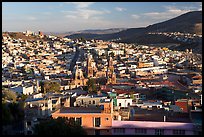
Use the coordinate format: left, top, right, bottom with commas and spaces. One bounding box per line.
116, 98, 132, 108
10, 84, 34, 95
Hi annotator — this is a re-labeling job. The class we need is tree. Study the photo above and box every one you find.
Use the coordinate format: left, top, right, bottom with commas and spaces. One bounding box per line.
86, 78, 97, 94
2, 101, 24, 126
43, 81, 61, 93
34, 117, 87, 135
110, 52, 115, 58
20, 94, 28, 101
2, 89, 17, 102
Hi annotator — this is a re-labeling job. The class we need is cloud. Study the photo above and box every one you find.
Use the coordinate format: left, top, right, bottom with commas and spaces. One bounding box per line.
131, 14, 140, 19
70, 2, 95, 8
27, 16, 37, 21
198, 2, 202, 11
62, 2, 110, 20
143, 6, 193, 20
63, 9, 110, 20
115, 7, 126, 12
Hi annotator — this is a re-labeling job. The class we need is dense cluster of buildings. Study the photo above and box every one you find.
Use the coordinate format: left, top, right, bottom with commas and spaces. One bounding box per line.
148, 32, 202, 44
2, 31, 202, 135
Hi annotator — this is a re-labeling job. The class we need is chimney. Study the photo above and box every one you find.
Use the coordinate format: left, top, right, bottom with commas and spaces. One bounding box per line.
163, 116, 166, 122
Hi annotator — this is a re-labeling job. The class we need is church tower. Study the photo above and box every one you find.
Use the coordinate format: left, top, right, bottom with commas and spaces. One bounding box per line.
75, 65, 84, 80
107, 56, 116, 84
87, 54, 93, 78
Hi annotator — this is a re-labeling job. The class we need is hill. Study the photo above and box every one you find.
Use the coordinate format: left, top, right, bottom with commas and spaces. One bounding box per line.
65, 11, 202, 53
46, 28, 127, 38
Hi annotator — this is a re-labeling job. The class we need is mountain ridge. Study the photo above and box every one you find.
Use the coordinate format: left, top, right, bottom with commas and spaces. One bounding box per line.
65, 11, 202, 54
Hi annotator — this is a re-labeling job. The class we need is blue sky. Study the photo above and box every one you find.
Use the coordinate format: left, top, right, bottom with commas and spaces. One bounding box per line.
2, 2, 202, 32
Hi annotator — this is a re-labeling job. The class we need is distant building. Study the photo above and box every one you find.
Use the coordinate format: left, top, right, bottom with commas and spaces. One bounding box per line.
74, 95, 106, 107
87, 54, 94, 78
175, 99, 189, 113
116, 98, 132, 108
138, 62, 154, 68
106, 57, 116, 84
38, 30, 43, 36
10, 84, 34, 95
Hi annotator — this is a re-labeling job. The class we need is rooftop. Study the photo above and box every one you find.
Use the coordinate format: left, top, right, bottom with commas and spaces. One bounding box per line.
112, 120, 194, 130
59, 107, 102, 114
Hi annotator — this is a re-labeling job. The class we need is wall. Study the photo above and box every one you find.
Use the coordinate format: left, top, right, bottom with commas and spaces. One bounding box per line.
52, 112, 112, 135
112, 121, 194, 135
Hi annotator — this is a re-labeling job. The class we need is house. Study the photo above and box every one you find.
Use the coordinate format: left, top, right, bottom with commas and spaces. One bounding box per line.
10, 84, 34, 95
135, 101, 163, 109
175, 99, 189, 113
116, 97, 132, 108
24, 92, 71, 135
24, 97, 52, 135
52, 99, 113, 135
74, 95, 107, 107
133, 93, 146, 103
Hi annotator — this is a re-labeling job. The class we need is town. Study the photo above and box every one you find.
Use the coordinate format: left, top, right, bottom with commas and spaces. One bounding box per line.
2, 30, 202, 135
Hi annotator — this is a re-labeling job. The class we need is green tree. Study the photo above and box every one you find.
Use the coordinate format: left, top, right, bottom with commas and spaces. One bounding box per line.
20, 94, 28, 101
34, 117, 87, 135
86, 78, 97, 94
2, 101, 24, 125
43, 81, 61, 93
2, 89, 17, 102
110, 52, 115, 58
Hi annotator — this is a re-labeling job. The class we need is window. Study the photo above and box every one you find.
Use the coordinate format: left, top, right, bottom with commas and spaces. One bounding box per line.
93, 100, 95, 104
173, 130, 185, 135
135, 128, 147, 134
113, 128, 125, 134
119, 103, 121, 106
155, 129, 164, 135
70, 117, 75, 122
95, 117, 101, 127
27, 121, 31, 126
89, 101, 91, 104
76, 117, 82, 126
128, 103, 130, 106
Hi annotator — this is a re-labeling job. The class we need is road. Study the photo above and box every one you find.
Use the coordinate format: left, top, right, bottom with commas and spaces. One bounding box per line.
69, 46, 80, 72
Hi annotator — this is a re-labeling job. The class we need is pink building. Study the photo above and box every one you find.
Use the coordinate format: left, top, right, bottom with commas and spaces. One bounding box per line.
112, 121, 194, 135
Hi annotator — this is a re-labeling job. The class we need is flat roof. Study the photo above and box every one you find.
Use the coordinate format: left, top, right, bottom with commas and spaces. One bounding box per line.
59, 107, 102, 113
112, 121, 194, 130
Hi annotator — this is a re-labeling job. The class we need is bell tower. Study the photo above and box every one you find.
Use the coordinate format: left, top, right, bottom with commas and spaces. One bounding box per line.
87, 54, 93, 78
107, 56, 116, 84
75, 65, 84, 80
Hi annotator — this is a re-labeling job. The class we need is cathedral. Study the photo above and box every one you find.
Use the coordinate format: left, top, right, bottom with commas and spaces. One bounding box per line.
106, 56, 116, 85
87, 54, 94, 78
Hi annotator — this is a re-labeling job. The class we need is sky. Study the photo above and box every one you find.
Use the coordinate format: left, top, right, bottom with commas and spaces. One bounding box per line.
2, 2, 202, 32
